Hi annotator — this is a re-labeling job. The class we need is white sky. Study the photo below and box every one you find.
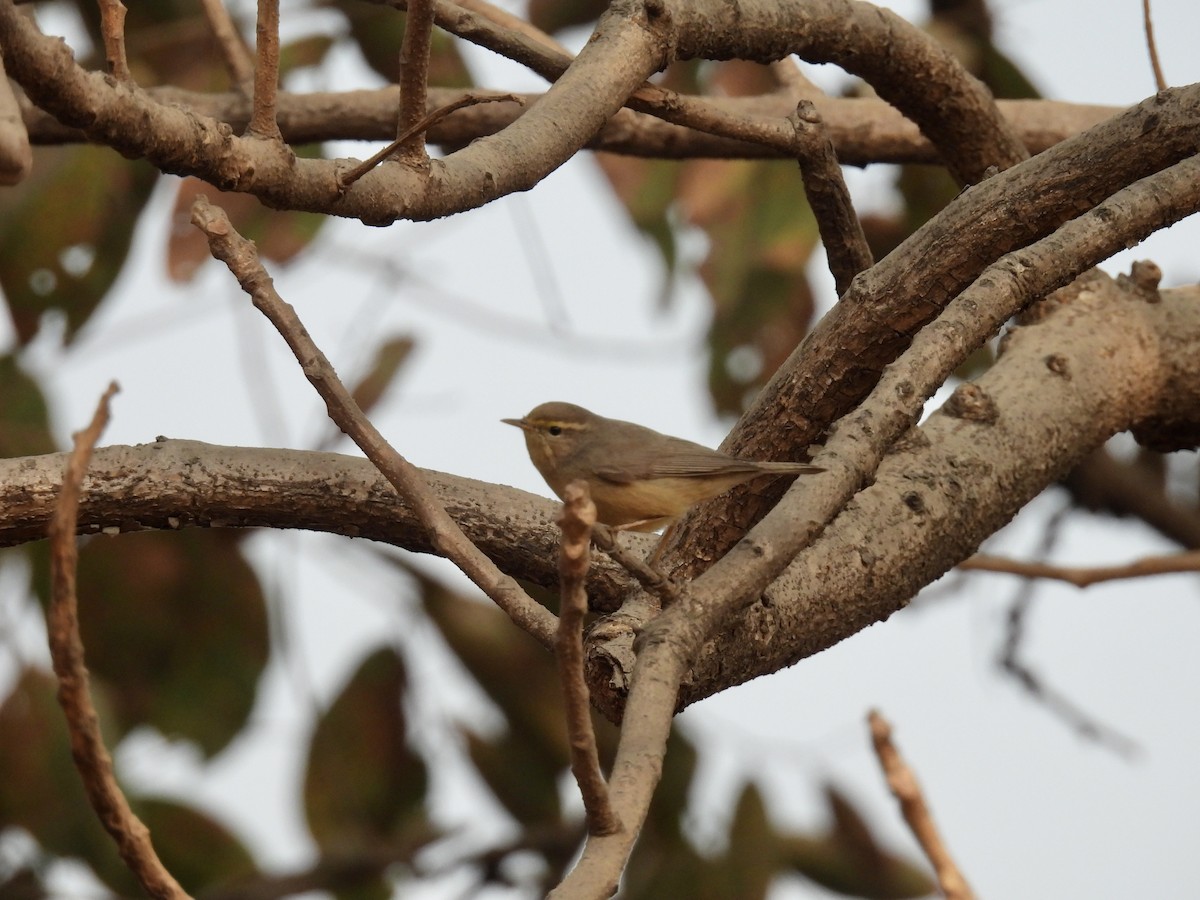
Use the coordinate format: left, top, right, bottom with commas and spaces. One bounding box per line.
4, 1, 1200, 898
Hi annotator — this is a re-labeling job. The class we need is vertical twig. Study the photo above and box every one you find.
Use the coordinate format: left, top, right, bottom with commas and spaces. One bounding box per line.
199, 0, 255, 89
48, 383, 190, 900
788, 100, 873, 296
396, 0, 435, 165
188, 197, 558, 649
868, 711, 974, 900
248, 0, 282, 139
557, 482, 621, 836
96, 0, 131, 82
1142, 0, 1168, 92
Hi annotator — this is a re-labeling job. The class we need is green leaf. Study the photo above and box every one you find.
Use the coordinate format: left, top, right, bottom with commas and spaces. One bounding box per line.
780, 786, 936, 898
168, 176, 326, 282
0, 147, 157, 345
330, 1, 473, 87
350, 336, 415, 416
132, 798, 258, 895
0, 354, 55, 457
464, 729, 563, 826
0, 667, 120, 869
678, 158, 820, 413
73, 530, 270, 757
303, 647, 431, 859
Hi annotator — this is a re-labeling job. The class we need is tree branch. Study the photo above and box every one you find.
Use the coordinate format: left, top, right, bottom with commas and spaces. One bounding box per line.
869, 711, 975, 900
556, 483, 621, 837
396, 0, 435, 164
662, 86, 1200, 578
248, 0, 282, 139
48, 383, 190, 900
189, 197, 558, 648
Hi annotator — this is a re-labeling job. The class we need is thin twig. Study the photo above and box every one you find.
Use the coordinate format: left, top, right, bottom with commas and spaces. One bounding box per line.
557, 482, 621, 836
868, 711, 975, 900
591, 524, 679, 609
960, 549, 1200, 587
338, 92, 523, 188
199, 0, 255, 88
996, 505, 1140, 758
788, 99, 873, 295
248, 0, 282, 139
1142, 0, 1168, 92
189, 197, 558, 649
396, 0, 435, 164
47, 383, 190, 900
96, 0, 130, 81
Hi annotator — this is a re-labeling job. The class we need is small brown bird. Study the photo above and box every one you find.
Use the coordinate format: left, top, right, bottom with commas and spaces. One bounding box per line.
502, 401, 823, 531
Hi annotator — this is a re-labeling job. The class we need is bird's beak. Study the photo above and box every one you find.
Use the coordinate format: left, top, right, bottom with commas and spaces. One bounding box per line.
501, 417, 532, 431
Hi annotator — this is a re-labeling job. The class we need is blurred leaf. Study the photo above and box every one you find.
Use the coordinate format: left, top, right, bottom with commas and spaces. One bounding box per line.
280, 34, 337, 75
168, 176, 325, 282
132, 798, 257, 895
718, 782, 777, 900
465, 728, 563, 826
0, 147, 157, 344
594, 155, 681, 305
418, 570, 572, 771
781, 786, 936, 898
350, 336, 415, 416
0, 668, 120, 872
678, 158, 819, 413
73, 530, 270, 757
304, 647, 431, 859
0, 668, 261, 896
527, 0, 608, 35
0, 354, 55, 457
329, 0, 473, 87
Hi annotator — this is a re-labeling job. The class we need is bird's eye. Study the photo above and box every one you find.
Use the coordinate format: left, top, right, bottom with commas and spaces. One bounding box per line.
548, 425, 563, 436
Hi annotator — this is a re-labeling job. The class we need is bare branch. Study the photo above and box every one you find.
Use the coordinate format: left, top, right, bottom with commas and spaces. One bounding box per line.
788, 99, 872, 295
663, 87, 1200, 578
48, 383, 190, 900
248, 0, 282, 139
961, 550, 1200, 587
557, 482, 621, 837
1142, 0, 1168, 92
396, 0, 435, 164
189, 197, 558, 648
96, 0, 130, 81
869, 711, 975, 900
338, 92, 522, 189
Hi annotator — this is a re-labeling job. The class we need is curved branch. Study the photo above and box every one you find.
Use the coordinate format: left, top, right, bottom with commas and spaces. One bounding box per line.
665, 0, 1026, 182
0, 0, 663, 222
663, 85, 1200, 576
683, 279, 1200, 702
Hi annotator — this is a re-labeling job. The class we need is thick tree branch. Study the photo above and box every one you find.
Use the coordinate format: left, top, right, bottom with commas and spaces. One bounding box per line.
663, 86, 1200, 576
683, 280, 1200, 703
0, 441, 648, 608
20, 88, 1120, 165
1, 0, 1025, 220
